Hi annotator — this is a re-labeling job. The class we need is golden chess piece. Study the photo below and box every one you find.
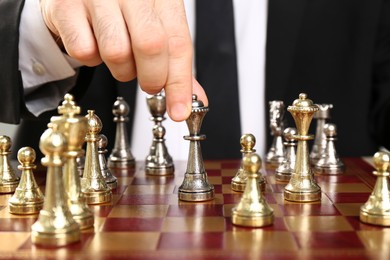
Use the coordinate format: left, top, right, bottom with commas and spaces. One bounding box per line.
9, 147, 44, 214
98, 134, 118, 190
0, 135, 20, 193
232, 153, 274, 227
31, 125, 80, 247
81, 110, 112, 204
231, 134, 265, 192
284, 93, 321, 202
360, 151, 390, 226
51, 94, 94, 229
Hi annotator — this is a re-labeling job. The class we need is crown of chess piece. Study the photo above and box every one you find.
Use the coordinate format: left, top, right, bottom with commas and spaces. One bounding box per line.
178, 95, 214, 201
275, 127, 297, 182
310, 104, 333, 164
31, 124, 80, 247
266, 100, 286, 168
232, 153, 274, 227
231, 134, 265, 192
145, 93, 174, 176
8, 147, 44, 215
108, 97, 135, 168
0, 135, 20, 193
284, 93, 321, 202
81, 110, 112, 204
98, 134, 118, 190
51, 94, 94, 229
360, 151, 390, 226
314, 123, 345, 175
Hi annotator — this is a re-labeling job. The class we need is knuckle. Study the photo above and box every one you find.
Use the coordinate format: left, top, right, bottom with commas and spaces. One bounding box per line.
133, 32, 167, 57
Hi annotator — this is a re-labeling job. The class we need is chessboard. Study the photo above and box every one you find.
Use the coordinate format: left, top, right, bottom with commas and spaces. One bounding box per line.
0, 157, 388, 259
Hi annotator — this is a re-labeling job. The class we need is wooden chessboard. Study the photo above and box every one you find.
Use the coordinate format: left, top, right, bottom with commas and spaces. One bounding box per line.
0, 158, 388, 259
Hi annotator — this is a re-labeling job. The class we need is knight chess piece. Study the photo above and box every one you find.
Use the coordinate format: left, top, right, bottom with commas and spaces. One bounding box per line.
266, 100, 285, 167
98, 134, 118, 190
314, 123, 345, 175
232, 153, 274, 227
231, 134, 265, 192
51, 94, 94, 229
360, 151, 390, 226
81, 110, 112, 204
275, 127, 297, 182
145, 93, 174, 175
178, 95, 214, 201
31, 124, 80, 247
0, 135, 19, 193
8, 147, 44, 214
310, 104, 333, 164
284, 93, 321, 202
108, 97, 135, 168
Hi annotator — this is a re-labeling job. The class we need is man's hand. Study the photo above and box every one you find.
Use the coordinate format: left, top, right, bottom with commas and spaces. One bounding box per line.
40, 0, 207, 121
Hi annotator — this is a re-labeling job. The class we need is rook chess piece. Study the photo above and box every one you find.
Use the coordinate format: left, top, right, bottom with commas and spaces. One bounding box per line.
108, 97, 135, 168
266, 101, 285, 167
275, 127, 297, 182
145, 93, 174, 175
81, 110, 112, 204
232, 153, 274, 227
310, 104, 333, 164
360, 151, 390, 226
98, 134, 118, 190
0, 135, 19, 193
284, 93, 321, 202
231, 134, 265, 192
178, 95, 214, 201
314, 123, 345, 175
9, 147, 44, 214
31, 125, 80, 246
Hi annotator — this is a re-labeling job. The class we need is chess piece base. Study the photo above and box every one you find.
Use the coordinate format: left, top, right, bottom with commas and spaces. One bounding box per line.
360, 210, 390, 226
314, 165, 345, 175
9, 202, 43, 215
31, 222, 80, 247
83, 190, 112, 204
178, 189, 214, 202
145, 165, 174, 176
284, 189, 321, 202
107, 180, 118, 190
231, 180, 266, 192
108, 159, 135, 169
275, 172, 291, 182
231, 211, 273, 227
74, 214, 94, 230
0, 181, 19, 193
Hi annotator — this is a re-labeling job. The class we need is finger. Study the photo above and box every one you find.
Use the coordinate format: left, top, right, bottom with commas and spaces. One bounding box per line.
156, 0, 193, 121
121, 0, 168, 92
88, 0, 136, 81
192, 77, 208, 106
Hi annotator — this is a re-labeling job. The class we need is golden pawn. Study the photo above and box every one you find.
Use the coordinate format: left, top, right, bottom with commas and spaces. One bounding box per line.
31, 125, 80, 247
81, 110, 112, 204
284, 93, 321, 202
232, 153, 274, 227
360, 151, 390, 226
9, 147, 44, 214
231, 134, 265, 192
0, 135, 20, 193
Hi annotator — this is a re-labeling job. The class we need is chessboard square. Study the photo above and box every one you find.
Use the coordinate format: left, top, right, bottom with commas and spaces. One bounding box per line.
357, 230, 390, 252
116, 176, 133, 186
293, 231, 365, 249
89, 204, 113, 218
223, 193, 243, 204
345, 216, 388, 231
167, 204, 223, 217
108, 205, 168, 218
0, 232, 30, 251
102, 217, 163, 232
222, 184, 241, 194
124, 184, 175, 195
281, 203, 341, 216
284, 216, 354, 232
131, 176, 176, 186
316, 175, 362, 184
221, 161, 241, 169
0, 217, 37, 232
162, 217, 226, 232
87, 232, 160, 251
206, 169, 222, 176
204, 161, 222, 169
118, 194, 172, 205
158, 232, 224, 249
326, 192, 371, 203
208, 176, 222, 185
221, 168, 237, 177
334, 203, 362, 216
321, 183, 371, 193
222, 176, 234, 184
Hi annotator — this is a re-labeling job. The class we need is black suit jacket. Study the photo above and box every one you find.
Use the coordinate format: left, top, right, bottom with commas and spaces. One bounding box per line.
1, 0, 390, 158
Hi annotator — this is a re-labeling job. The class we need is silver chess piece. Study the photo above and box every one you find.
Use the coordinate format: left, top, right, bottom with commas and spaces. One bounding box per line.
108, 97, 135, 168
266, 100, 285, 167
178, 95, 214, 201
98, 134, 118, 190
0, 135, 19, 193
275, 127, 297, 182
145, 93, 174, 175
310, 104, 333, 164
314, 123, 345, 175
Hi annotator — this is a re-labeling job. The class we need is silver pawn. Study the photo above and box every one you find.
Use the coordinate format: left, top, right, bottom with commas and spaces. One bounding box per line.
314, 123, 344, 175
310, 104, 333, 164
108, 97, 135, 168
145, 93, 174, 175
98, 134, 118, 190
275, 127, 297, 182
266, 100, 285, 167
